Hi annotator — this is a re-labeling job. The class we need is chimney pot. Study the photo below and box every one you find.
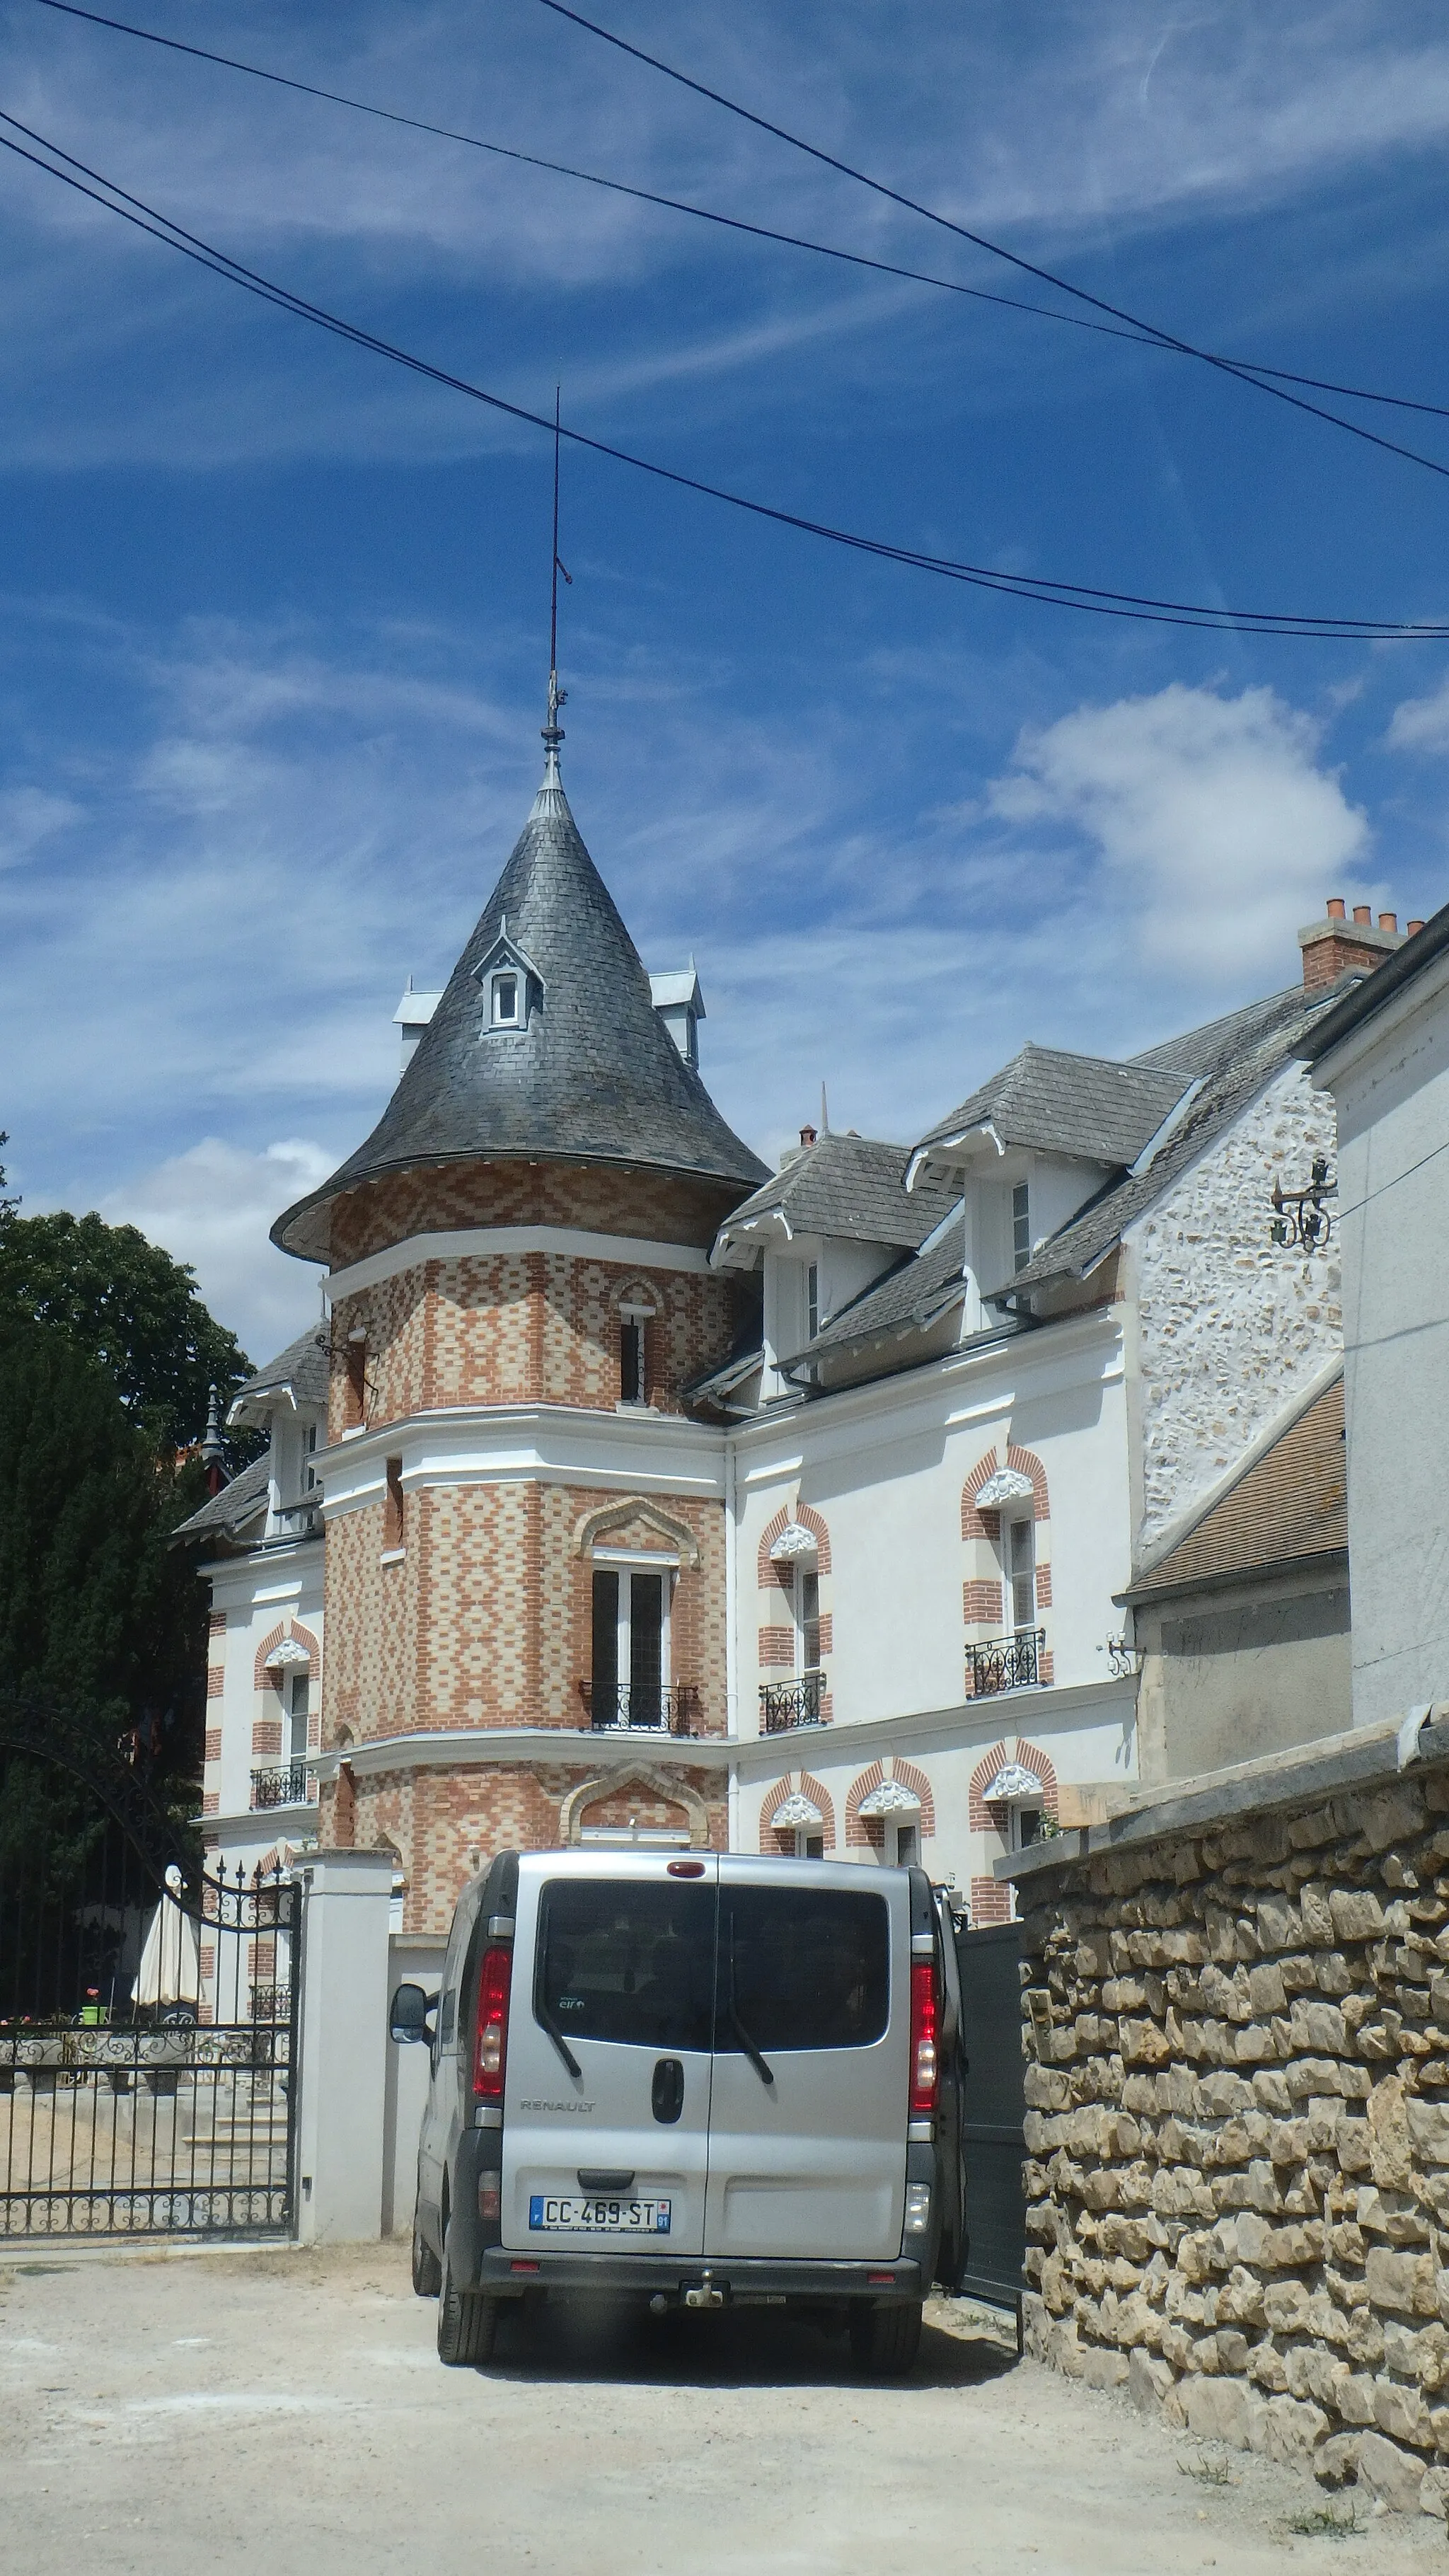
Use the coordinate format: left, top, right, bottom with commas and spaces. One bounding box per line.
1327, 899, 1346, 920
1379, 912, 1398, 934
799, 1124, 817, 1149
1353, 905, 1373, 927
1409, 919, 1426, 937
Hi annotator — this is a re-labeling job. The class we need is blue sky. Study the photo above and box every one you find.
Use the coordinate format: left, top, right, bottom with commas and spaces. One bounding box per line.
4, 0, 1449, 1367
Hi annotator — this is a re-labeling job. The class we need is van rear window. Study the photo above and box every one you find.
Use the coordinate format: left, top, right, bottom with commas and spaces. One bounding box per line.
719, 1886, 889, 2053
536, 1880, 715, 2053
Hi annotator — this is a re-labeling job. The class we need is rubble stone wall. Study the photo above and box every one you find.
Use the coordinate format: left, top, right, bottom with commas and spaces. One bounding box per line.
1019, 1748, 1449, 2518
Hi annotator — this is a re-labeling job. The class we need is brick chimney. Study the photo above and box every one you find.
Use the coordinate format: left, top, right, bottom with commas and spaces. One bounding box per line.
1299, 897, 1406, 993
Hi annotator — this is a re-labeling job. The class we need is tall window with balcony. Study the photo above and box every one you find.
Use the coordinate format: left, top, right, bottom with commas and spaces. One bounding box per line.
591, 1566, 669, 1728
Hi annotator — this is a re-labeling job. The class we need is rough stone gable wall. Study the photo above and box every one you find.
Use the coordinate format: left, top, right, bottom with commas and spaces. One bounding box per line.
1018, 1751, 1449, 2517
1131, 1063, 1340, 1555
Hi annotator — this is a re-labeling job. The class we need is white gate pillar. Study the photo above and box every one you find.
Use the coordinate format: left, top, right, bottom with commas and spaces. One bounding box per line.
290, 1847, 395, 2243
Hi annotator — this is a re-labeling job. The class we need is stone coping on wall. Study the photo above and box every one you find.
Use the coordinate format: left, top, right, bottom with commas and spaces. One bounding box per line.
996, 1711, 1449, 1887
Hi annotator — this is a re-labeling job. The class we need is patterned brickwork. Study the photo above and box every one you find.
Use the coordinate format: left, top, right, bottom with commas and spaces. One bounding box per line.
329, 1160, 744, 1270
323, 1482, 726, 1743
337, 1759, 727, 1932
330, 1247, 741, 1433
891, 1758, 936, 1835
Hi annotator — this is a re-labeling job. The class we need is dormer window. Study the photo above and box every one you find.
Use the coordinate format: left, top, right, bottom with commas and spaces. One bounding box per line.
473, 917, 543, 1038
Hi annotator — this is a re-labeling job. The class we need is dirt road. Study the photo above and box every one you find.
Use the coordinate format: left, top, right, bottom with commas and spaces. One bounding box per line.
1, 2243, 1442, 2573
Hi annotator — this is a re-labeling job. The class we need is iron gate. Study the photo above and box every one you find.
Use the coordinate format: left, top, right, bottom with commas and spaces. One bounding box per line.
954, 1918, 1027, 2327
0, 1704, 302, 2239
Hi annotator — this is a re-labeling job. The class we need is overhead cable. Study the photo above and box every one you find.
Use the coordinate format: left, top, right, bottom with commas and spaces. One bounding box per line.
533, 0, 1449, 485
1, 105, 1447, 642
25, 0, 1449, 438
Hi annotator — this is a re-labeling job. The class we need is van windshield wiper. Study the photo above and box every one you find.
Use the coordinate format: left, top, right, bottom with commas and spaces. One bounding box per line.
727, 1935, 773, 2086
537, 1997, 582, 2079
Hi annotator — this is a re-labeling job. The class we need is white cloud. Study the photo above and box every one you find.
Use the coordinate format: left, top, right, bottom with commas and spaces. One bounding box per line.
1387, 675, 1449, 753
99, 1138, 336, 1363
990, 683, 1371, 984
0, 785, 79, 868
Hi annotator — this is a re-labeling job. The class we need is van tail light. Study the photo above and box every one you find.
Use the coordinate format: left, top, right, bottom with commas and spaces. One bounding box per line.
909, 1959, 938, 2115
473, 1944, 512, 2101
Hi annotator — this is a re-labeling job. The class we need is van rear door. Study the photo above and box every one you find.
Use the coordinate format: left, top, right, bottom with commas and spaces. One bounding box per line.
702, 1861, 908, 2261
500, 1854, 716, 2258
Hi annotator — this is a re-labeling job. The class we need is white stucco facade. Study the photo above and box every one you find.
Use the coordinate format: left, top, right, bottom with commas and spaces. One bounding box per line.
1310, 940, 1449, 1726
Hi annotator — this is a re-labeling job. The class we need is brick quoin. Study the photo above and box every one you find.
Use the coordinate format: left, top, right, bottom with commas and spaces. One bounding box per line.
208, 1610, 227, 1638
203, 1727, 221, 1764
969, 1875, 1012, 1925
252, 1617, 321, 1695
206, 1665, 224, 1699
969, 1742, 1012, 1833
844, 1759, 885, 1849
755, 1501, 831, 1587
963, 1578, 1004, 1627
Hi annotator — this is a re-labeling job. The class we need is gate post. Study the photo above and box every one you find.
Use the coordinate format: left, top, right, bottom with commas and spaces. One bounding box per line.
289, 1848, 394, 2243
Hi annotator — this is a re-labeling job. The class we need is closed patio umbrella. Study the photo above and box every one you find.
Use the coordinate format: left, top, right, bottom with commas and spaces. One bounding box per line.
133, 1865, 202, 2009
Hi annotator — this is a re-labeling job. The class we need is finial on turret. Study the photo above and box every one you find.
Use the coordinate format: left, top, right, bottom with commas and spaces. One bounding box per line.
201, 1382, 226, 1496
543, 386, 572, 785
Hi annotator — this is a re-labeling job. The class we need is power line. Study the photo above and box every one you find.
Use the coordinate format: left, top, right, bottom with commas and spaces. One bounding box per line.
533, 0, 1449, 487
25, 0, 1449, 436
2, 103, 1448, 642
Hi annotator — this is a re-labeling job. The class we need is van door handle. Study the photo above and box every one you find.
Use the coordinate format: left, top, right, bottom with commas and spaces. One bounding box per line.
652, 2057, 684, 2124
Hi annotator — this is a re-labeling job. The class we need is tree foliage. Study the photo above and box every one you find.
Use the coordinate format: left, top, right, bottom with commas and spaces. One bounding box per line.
0, 1313, 208, 1755
0, 1205, 253, 1452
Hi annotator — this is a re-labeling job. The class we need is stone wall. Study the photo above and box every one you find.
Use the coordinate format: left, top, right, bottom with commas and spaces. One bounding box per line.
1129, 1061, 1340, 1556
1015, 1719, 1449, 2518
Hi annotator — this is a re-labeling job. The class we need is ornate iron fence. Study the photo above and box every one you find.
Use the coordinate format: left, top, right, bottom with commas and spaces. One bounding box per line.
759, 1671, 826, 1733
967, 1629, 1045, 1697
0, 1703, 302, 2240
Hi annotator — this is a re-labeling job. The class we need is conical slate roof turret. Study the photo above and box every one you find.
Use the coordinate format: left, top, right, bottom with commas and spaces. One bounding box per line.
272, 728, 766, 1261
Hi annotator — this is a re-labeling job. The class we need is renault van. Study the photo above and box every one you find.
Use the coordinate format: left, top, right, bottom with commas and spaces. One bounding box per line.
390, 1849, 966, 2373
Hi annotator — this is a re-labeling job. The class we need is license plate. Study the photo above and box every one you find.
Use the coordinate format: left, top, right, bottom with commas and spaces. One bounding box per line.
529, 2194, 671, 2235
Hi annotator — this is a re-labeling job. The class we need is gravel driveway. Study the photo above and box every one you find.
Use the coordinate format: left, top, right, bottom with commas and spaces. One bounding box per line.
1, 2243, 1443, 2573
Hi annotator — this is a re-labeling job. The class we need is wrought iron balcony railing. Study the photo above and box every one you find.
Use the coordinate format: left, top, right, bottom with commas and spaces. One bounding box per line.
250, 1760, 316, 1810
759, 1670, 826, 1734
968, 1628, 1045, 1697
582, 1682, 702, 1736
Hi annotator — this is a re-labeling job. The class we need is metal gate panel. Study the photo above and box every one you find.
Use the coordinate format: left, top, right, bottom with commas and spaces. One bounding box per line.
0, 1718, 302, 2241
954, 1919, 1027, 2316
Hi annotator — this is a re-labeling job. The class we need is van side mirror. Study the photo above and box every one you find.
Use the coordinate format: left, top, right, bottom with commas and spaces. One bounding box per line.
389, 1981, 437, 2045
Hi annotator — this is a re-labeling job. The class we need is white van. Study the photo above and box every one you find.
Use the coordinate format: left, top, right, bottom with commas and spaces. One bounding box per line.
391, 1849, 966, 2374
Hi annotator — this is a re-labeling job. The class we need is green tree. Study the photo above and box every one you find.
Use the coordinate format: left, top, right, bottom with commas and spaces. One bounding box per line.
0, 1206, 253, 1452
0, 1312, 205, 1745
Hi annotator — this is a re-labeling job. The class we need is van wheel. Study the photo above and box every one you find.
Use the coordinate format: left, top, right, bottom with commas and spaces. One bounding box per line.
850, 2300, 923, 2376
436, 2225, 497, 2367
412, 2210, 442, 2298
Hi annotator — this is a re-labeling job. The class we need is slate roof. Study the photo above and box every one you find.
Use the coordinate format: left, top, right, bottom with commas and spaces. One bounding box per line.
716, 1133, 958, 1255
911, 1044, 1186, 1173
1121, 1376, 1346, 1602
229, 1325, 329, 1423
171, 1452, 271, 1547
272, 748, 766, 1263
1131, 983, 1310, 1084
1005, 980, 1346, 1298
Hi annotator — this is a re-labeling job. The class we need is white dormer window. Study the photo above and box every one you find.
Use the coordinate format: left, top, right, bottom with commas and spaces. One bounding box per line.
474, 917, 543, 1038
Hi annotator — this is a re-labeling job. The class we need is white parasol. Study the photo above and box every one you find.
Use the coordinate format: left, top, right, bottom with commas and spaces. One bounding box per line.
133, 1864, 202, 2008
